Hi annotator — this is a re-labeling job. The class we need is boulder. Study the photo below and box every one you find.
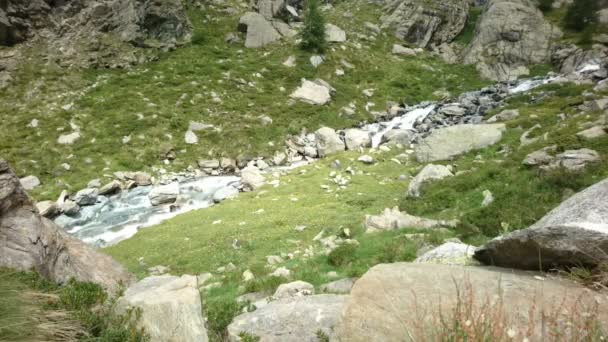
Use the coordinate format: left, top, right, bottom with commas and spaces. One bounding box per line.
333, 263, 607, 341
523, 147, 600, 172
0, 159, 134, 293
391, 44, 416, 56
380, 0, 469, 48
415, 124, 506, 162
343, 129, 371, 150
73, 188, 98, 206
414, 242, 476, 265
19, 175, 40, 190
357, 155, 374, 164
241, 166, 266, 190
439, 104, 466, 116
57, 132, 81, 145
133, 172, 152, 186
552, 44, 608, 76
185, 130, 198, 144
99, 180, 122, 196
273, 280, 314, 299
258, 0, 285, 19
315, 127, 345, 157
325, 23, 346, 42
382, 129, 414, 146
475, 178, 608, 270
238, 12, 281, 48
213, 186, 239, 203
290, 79, 332, 105
221, 157, 237, 171
577, 126, 607, 139
227, 294, 346, 342
364, 207, 458, 233
486, 109, 519, 122
463, 0, 561, 81
407, 164, 453, 198
148, 182, 180, 206
116, 275, 208, 342
36, 201, 59, 218
198, 159, 220, 169
319, 278, 357, 294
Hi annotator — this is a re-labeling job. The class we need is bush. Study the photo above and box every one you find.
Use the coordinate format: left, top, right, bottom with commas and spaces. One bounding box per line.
300, 0, 326, 53
205, 295, 242, 339
538, 0, 555, 13
328, 244, 358, 266
563, 0, 598, 32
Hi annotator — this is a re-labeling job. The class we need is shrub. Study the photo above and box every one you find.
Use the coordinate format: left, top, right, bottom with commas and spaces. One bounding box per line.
538, 0, 555, 13
300, 0, 326, 53
563, 0, 598, 32
328, 244, 358, 266
205, 295, 242, 339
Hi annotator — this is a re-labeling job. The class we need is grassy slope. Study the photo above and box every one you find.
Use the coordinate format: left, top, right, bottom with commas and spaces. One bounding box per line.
106, 81, 607, 338
0, 0, 487, 201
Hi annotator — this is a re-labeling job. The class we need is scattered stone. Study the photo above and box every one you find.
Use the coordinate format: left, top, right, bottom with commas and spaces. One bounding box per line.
577, 126, 606, 139
523, 147, 600, 172
320, 278, 356, 294
415, 124, 506, 162
270, 266, 291, 278
357, 155, 374, 164
486, 109, 519, 123
325, 23, 346, 42
290, 79, 332, 105
148, 182, 180, 206
391, 44, 416, 56
481, 189, 494, 207
57, 132, 80, 145
198, 159, 220, 169
343, 128, 371, 150
407, 164, 453, 198
73, 188, 98, 206
116, 275, 208, 342
243, 270, 255, 282
364, 207, 458, 233
475, 178, 608, 270
414, 242, 476, 265
60, 200, 80, 216
185, 130, 198, 144
283, 55, 296, 67
238, 12, 281, 48
228, 295, 346, 342
36, 200, 59, 218
310, 55, 324, 67
439, 104, 466, 116
241, 166, 266, 191
148, 265, 170, 276
266, 255, 284, 265
274, 280, 314, 299
315, 127, 345, 157
19, 175, 40, 190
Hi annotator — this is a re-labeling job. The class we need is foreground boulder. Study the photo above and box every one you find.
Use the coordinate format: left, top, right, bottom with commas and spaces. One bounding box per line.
380, 0, 469, 48
415, 124, 506, 162
475, 178, 608, 270
333, 263, 607, 341
116, 275, 208, 342
148, 182, 180, 206
315, 127, 345, 157
463, 0, 561, 81
228, 294, 346, 341
238, 12, 281, 48
364, 207, 458, 233
0, 160, 134, 293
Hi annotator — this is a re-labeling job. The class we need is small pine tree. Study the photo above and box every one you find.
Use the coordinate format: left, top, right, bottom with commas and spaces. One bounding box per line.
300, 0, 326, 53
563, 0, 598, 32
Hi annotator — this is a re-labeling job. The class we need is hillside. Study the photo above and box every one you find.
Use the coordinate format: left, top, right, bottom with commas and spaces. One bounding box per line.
1, 0, 608, 341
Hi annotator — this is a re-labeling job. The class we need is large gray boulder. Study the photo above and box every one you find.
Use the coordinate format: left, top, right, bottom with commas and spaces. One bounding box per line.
415, 124, 506, 162
0, 159, 134, 294
116, 275, 208, 342
333, 263, 607, 341
475, 178, 608, 270
407, 164, 453, 197
463, 0, 561, 81
380, 0, 469, 48
148, 182, 180, 206
290, 79, 333, 105
343, 129, 371, 150
238, 12, 281, 48
227, 294, 347, 341
241, 166, 266, 191
315, 127, 345, 157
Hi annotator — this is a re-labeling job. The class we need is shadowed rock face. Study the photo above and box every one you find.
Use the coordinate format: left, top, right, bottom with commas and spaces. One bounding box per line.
0, 159, 134, 294
475, 178, 608, 270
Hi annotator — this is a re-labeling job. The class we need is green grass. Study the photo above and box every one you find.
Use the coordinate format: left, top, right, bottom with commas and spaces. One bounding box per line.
454, 7, 482, 45
0, 0, 487, 201
103, 81, 607, 339
0, 269, 147, 341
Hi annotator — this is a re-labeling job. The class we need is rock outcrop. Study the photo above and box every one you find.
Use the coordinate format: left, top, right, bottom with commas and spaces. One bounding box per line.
115, 275, 208, 342
0, 159, 134, 293
475, 178, 608, 270
415, 124, 506, 162
463, 0, 561, 81
380, 0, 469, 48
333, 263, 607, 341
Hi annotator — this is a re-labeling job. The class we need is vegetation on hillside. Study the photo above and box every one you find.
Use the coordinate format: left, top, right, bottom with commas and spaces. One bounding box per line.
300, 0, 327, 53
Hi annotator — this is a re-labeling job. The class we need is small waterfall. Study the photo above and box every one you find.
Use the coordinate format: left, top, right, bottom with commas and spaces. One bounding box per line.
369, 104, 436, 148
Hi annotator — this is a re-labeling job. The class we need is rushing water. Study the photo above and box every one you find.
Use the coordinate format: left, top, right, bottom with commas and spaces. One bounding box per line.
54, 72, 571, 246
